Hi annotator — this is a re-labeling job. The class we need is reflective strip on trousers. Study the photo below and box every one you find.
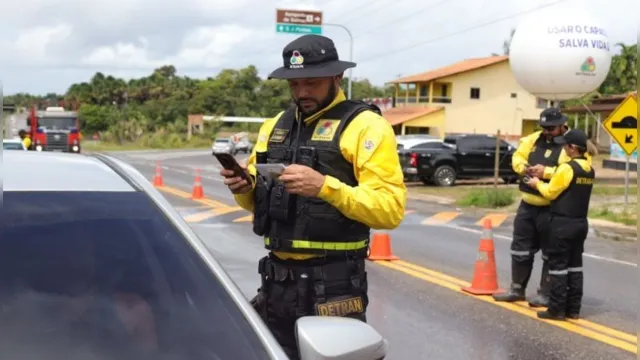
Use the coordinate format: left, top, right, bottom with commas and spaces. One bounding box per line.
511, 250, 531, 256
549, 269, 569, 275
264, 238, 368, 251
568, 267, 583, 272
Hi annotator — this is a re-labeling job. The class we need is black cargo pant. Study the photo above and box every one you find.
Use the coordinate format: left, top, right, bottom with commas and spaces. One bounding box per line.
546, 215, 588, 315
251, 253, 369, 360
510, 201, 551, 292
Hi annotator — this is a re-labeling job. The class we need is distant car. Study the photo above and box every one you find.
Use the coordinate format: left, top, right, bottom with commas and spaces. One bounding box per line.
3, 138, 26, 150
234, 137, 254, 154
212, 138, 237, 155
2, 150, 388, 360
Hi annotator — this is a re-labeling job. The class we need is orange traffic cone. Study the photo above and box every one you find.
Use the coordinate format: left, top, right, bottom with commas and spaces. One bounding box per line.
153, 162, 164, 187
367, 232, 399, 261
191, 168, 204, 199
461, 219, 503, 295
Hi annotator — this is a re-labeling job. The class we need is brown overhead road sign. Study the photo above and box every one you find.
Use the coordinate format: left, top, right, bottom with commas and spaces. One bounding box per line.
276, 9, 323, 26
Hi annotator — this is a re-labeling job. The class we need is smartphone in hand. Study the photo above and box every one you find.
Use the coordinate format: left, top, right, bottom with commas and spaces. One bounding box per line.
213, 153, 253, 185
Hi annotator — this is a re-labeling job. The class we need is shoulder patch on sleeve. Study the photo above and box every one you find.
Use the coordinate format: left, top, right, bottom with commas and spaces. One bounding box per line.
363, 139, 376, 152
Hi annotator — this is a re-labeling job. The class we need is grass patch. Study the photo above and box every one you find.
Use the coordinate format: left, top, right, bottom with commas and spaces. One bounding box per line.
83, 138, 211, 152
589, 207, 637, 226
456, 188, 516, 208
591, 185, 637, 196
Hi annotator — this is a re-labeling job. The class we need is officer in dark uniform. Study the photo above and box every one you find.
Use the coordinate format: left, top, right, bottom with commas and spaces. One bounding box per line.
220, 34, 406, 359
523, 129, 595, 320
493, 108, 568, 306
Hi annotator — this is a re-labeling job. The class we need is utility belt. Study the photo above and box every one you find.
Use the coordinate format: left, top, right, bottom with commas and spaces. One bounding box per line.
257, 254, 367, 318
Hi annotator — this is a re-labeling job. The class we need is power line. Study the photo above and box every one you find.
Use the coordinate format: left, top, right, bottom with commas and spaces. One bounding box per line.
352, 0, 453, 39
336, 0, 396, 25
358, 0, 569, 64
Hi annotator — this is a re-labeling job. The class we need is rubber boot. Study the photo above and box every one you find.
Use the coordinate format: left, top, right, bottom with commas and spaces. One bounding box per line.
493, 261, 531, 302
528, 261, 550, 308
537, 310, 566, 321
493, 285, 526, 302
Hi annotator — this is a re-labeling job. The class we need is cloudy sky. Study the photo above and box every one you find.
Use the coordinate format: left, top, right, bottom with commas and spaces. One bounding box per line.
1, 0, 636, 95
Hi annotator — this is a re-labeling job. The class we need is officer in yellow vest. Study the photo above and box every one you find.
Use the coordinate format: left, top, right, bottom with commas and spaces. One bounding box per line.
18, 130, 32, 150
523, 129, 594, 320
493, 108, 592, 307
220, 34, 406, 359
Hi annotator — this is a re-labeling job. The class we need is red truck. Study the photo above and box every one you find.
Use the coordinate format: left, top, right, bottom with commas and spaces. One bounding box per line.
27, 106, 82, 153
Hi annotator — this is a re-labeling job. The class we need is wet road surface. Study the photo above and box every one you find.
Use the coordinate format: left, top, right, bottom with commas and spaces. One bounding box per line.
109, 149, 637, 359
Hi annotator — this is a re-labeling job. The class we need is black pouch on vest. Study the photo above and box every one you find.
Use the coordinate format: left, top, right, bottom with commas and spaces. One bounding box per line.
253, 175, 272, 236
269, 183, 295, 222
297, 146, 318, 168
252, 151, 271, 236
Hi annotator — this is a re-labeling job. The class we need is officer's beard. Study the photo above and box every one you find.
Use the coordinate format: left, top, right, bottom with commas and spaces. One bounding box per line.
295, 82, 338, 118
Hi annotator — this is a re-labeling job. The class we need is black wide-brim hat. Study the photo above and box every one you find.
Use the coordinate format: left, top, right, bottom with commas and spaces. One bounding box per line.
538, 107, 568, 126
268, 34, 356, 80
553, 128, 588, 148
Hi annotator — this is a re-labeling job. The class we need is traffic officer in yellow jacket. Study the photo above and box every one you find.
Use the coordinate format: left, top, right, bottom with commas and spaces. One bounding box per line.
18, 129, 32, 150
220, 34, 407, 359
523, 129, 594, 320
493, 108, 592, 307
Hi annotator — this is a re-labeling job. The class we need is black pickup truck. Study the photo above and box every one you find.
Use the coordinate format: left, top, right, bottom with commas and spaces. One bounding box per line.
400, 134, 518, 186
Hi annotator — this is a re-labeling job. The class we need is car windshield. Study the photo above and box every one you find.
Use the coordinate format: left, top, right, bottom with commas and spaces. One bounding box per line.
215, 139, 229, 144
3, 142, 23, 150
0, 191, 269, 360
37, 117, 76, 129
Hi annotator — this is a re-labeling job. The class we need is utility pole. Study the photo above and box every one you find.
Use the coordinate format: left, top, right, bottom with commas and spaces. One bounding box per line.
325, 23, 354, 100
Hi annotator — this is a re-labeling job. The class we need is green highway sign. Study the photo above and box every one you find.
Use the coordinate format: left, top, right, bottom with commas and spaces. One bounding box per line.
276, 9, 323, 35
276, 23, 322, 35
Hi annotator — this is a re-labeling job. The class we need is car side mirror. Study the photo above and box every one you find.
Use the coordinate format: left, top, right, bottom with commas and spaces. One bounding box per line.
296, 316, 388, 360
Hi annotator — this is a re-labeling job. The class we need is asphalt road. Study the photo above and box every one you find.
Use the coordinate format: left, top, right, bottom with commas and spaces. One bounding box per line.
110, 149, 637, 360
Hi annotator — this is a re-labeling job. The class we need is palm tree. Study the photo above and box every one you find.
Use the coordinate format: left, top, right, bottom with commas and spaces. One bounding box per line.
599, 43, 637, 95
503, 28, 516, 55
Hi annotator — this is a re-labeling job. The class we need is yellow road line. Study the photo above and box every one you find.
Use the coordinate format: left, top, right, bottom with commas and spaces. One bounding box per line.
373, 260, 636, 354
476, 213, 509, 227
394, 260, 470, 287
421, 212, 461, 225
156, 185, 229, 208
183, 206, 244, 223
233, 214, 253, 223
158, 181, 637, 348
390, 260, 637, 344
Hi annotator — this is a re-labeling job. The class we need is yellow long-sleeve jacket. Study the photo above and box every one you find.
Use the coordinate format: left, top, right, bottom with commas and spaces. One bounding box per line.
535, 158, 592, 201
512, 130, 592, 206
233, 90, 407, 260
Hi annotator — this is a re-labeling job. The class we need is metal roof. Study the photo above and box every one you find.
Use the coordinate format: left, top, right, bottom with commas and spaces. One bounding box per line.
3, 151, 136, 192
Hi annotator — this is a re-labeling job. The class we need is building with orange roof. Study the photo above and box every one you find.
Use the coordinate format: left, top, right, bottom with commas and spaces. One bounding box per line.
384, 55, 550, 140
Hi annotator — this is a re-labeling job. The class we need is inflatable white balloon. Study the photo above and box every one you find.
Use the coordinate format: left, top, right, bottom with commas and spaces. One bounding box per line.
509, 5, 612, 101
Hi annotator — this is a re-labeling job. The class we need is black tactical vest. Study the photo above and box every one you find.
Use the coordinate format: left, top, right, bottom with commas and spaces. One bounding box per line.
253, 100, 381, 256
518, 133, 564, 196
550, 159, 595, 218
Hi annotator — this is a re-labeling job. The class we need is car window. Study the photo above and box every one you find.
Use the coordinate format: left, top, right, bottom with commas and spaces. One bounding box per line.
215, 139, 229, 143
443, 137, 458, 146
476, 137, 498, 151
0, 191, 269, 360
3, 142, 23, 150
411, 142, 445, 149
500, 140, 513, 151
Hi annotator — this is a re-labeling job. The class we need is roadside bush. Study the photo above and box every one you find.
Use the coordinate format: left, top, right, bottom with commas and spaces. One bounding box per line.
589, 207, 636, 226
456, 189, 515, 208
